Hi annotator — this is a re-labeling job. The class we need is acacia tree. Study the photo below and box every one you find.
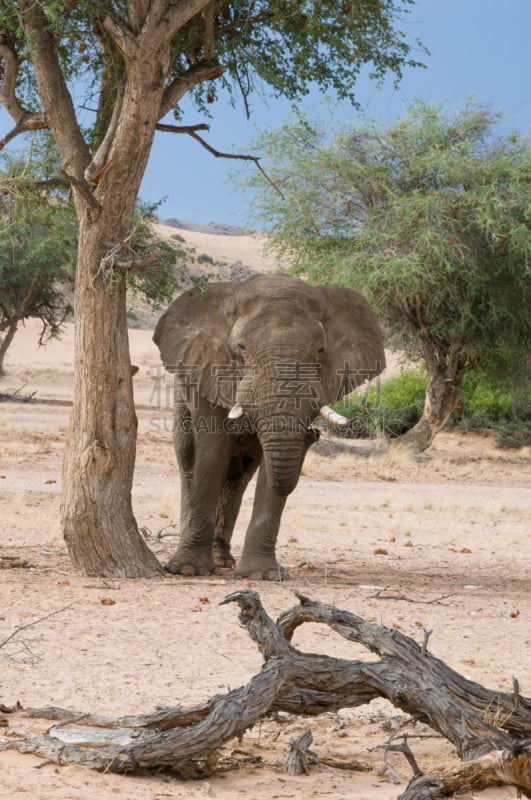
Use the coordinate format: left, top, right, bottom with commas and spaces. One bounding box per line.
0, 147, 76, 375
0, 198, 74, 376
248, 101, 531, 450
0, 1, 423, 576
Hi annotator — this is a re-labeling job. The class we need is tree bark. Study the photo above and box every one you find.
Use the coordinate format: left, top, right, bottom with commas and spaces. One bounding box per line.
0, 318, 19, 376
59, 70, 169, 575
400, 344, 466, 452
2, 591, 531, 797
398, 745, 531, 799
60, 216, 162, 577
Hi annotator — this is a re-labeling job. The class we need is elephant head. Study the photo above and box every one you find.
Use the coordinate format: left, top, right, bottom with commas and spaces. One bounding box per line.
154, 275, 385, 496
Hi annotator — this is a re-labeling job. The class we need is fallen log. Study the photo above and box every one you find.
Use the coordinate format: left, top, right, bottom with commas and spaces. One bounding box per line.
398, 742, 531, 799
1, 589, 530, 796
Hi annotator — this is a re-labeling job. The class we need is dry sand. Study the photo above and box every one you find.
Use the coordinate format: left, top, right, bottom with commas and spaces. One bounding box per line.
0, 228, 530, 800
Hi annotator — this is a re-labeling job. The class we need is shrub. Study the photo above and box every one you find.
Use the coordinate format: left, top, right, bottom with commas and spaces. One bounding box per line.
336, 369, 426, 439
451, 372, 530, 448
451, 373, 515, 430
336, 368, 530, 448
197, 253, 214, 264
496, 421, 531, 449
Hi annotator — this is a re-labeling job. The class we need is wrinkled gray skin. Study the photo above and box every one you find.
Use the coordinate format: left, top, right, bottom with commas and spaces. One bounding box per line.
153, 274, 385, 579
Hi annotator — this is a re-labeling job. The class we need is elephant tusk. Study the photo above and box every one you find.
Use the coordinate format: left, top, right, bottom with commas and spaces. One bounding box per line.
319, 405, 349, 428
228, 403, 244, 419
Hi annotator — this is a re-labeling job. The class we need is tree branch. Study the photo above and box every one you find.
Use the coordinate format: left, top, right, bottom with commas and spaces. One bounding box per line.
103, 15, 137, 59
155, 123, 285, 198
398, 745, 531, 799
201, 1, 216, 61
233, 62, 252, 120
127, 0, 151, 34
216, 10, 275, 37
0, 603, 77, 651
155, 122, 210, 135
0, 176, 70, 195
19, 1, 90, 180
162, 0, 213, 41
0, 41, 47, 149
58, 168, 101, 215
84, 79, 124, 185
126, 0, 214, 64
221, 588, 294, 660
0, 167, 98, 215
0, 40, 28, 122
160, 62, 226, 118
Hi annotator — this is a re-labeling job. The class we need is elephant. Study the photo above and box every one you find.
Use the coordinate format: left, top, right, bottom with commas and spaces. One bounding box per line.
153, 274, 385, 579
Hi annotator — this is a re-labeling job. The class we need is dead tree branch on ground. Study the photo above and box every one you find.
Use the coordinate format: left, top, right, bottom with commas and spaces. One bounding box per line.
1, 590, 530, 797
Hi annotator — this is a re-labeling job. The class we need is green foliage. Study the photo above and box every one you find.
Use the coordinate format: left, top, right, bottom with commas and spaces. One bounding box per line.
124, 200, 182, 309
0, 1, 427, 321
190, 0, 426, 111
338, 368, 531, 448
0, 141, 77, 349
1, 1, 425, 136
124, 202, 226, 308
496, 420, 531, 450
0, 147, 185, 334
450, 371, 531, 448
247, 100, 531, 406
452, 373, 516, 429
337, 369, 427, 439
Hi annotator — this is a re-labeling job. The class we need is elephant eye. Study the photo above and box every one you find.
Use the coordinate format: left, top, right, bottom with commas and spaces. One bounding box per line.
317, 345, 325, 355
237, 343, 246, 353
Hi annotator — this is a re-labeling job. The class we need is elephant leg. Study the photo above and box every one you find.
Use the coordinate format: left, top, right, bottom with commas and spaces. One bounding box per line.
234, 463, 289, 580
167, 417, 234, 577
234, 427, 319, 580
173, 405, 194, 533
213, 446, 261, 568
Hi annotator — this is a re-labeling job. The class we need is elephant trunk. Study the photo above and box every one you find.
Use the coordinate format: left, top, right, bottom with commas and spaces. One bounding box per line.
258, 423, 307, 496
237, 350, 319, 495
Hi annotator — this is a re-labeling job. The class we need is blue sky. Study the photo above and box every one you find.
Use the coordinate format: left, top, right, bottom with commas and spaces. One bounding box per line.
139, 0, 531, 227
2, 0, 529, 226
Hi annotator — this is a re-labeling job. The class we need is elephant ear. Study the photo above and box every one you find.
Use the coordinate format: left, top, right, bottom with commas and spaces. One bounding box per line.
318, 285, 386, 404
153, 283, 235, 409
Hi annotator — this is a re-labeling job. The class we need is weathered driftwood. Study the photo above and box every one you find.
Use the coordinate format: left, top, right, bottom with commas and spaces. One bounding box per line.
284, 729, 318, 775
1, 590, 530, 797
397, 741, 531, 799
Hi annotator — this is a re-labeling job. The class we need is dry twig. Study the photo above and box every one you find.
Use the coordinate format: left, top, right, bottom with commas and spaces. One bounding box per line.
0, 603, 77, 650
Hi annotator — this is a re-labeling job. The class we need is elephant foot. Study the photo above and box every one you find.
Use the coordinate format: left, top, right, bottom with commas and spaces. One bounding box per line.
165, 551, 215, 577
212, 538, 236, 569
234, 560, 290, 581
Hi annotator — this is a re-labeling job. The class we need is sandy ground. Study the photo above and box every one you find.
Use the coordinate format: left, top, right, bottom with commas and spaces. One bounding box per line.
0, 231, 530, 799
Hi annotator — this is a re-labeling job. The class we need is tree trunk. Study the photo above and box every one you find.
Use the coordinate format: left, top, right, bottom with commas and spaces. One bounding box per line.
60, 216, 162, 577
0, 274, 40, 376
58, 35, 177, 577
0, 318, 19, 376
401, 346, 466, 452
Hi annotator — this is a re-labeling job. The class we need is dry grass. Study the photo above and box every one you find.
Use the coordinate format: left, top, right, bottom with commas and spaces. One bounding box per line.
369, 439, 419, 468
